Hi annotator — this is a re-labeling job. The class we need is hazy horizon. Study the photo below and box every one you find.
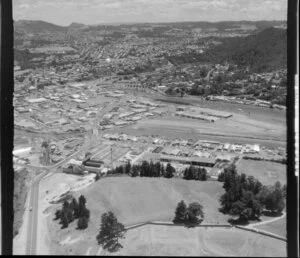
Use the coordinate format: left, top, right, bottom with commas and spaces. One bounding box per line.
13, 0, 287, 27
14, 18, 287, 28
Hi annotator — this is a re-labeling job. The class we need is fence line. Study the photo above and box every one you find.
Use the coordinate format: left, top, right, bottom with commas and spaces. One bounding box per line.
124, 221, 286, 242
235, 225, 287, 242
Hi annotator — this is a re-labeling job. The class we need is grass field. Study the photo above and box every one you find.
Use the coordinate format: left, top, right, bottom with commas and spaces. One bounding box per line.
112, 225, 286, 257
48, 177, 231, 255
77, 177, 229, 225
236, 160, 286, 185
255, 217, 286, 238
47, 177, 288, 256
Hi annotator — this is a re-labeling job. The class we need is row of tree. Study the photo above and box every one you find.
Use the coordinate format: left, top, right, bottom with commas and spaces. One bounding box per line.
109, 161, 209, 181
54, 195, 90, 230
173, 200, 205, 225
109, 161, 176, 179
218, 165, 286, 222
183, 166, 207, 181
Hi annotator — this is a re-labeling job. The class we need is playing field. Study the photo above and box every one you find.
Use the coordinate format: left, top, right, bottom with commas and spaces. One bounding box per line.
236, 160, 286, 185
112, 225, 286, 257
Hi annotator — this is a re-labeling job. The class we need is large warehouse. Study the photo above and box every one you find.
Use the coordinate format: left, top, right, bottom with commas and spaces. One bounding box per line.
159, 155, 216, 167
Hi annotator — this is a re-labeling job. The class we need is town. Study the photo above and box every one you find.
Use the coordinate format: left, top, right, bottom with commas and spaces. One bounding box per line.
13, 16, 287, 257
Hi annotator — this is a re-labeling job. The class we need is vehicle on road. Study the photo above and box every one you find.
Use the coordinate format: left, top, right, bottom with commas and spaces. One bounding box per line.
30, 206, 33, 211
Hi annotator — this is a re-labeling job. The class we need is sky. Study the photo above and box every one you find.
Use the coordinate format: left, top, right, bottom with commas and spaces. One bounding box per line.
13, 0, 287, 26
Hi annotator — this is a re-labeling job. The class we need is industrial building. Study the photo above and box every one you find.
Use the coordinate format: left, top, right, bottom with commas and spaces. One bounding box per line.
159, 155, 216, 167
82, 158, 104, 174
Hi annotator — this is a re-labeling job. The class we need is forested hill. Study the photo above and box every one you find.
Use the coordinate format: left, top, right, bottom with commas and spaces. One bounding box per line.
207, 27, 287, 72
167, 27, 286, 72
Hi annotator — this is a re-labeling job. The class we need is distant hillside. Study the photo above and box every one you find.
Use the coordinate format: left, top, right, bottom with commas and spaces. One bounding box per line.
208, 27, 287, 72
68, 22, 88, 30
14, 20, 67, 33
168, 27, 286, 72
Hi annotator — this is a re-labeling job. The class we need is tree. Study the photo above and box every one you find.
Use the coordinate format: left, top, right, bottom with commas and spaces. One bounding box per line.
78, 195, 87, 213
160, 165, 165, 177
82, 208, 90, 220
173, 200, 187, 223
164, 163, 175, 178
230, 191, 262, 221
60, 211, 69, 228
95, 173, 101, 181
259, 182, 285, 214
199, 168, 207, 181
96, 212, 126, 252
66, 207, 74, 223
130, 165, 139, 177
125, 161, 131, 174
185, 202, 204, 224
77, 216, 88, 230
54, 209, 61, 220
72, 197, 79, 219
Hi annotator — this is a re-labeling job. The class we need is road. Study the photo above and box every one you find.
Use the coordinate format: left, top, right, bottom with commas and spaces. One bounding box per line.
25, 134, 94, 255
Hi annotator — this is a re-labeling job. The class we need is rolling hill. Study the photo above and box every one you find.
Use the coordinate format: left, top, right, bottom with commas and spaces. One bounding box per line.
14, 20, 67, 34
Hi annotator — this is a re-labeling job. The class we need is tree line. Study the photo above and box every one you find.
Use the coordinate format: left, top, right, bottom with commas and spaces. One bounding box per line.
218, 164, 286, 222
108, 161, 208, 181
109, 161, 175, 178
183, 166, 207, 181
54, 195, 90, 230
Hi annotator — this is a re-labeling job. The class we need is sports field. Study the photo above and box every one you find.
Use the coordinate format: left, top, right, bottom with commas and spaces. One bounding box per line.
112, 225, 286, 257
236, 160, 286, 185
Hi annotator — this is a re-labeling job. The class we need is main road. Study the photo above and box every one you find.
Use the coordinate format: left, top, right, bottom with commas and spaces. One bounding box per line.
25, 131, 97, 255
